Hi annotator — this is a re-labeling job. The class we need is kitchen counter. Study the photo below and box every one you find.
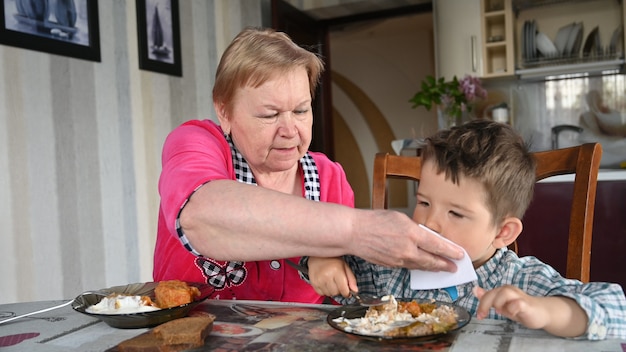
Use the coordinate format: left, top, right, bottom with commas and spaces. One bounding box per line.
539, 169, 626, 183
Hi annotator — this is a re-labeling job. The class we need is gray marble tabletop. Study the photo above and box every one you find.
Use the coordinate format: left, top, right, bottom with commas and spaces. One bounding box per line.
0, 299, 625, 351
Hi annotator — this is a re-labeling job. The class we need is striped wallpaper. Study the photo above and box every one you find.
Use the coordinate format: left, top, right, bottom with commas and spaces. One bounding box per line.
0, 0, 265, 304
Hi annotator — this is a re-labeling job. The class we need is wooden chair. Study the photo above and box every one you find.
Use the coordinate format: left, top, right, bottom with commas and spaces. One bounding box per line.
371, 142, 603, 282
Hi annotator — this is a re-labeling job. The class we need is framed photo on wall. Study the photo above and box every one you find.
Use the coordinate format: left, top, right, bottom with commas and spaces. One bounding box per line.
136, 0, 181, 77
0, 0, 101, 62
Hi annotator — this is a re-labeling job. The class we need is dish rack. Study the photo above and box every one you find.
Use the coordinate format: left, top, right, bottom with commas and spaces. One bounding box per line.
513, 0, 624, 78
512, 0, 605, 14
520, 52, 623, 69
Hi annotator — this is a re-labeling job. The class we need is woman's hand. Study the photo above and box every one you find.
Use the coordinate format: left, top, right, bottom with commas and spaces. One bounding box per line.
352, 209, 464, 272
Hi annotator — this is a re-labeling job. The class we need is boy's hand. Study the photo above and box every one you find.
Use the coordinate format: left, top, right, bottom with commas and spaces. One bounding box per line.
308, 257, 357, 298
473, 286, 587, 337
473, 285, 549, 329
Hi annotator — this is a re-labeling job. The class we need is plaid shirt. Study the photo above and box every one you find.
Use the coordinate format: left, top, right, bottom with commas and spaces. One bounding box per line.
337, 248, 626, 340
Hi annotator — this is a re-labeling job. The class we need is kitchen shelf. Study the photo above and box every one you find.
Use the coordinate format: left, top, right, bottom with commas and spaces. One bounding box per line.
481, 0, 515, 77
513, 0, 624, 80
512, 0, 621, 14
520, 53, 622, 70
517, 58, 624, 80
484, 12, 506, 42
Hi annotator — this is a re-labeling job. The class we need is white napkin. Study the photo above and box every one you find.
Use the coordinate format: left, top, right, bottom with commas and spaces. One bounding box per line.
390, 138, 423, 155
410, 224, 478, 290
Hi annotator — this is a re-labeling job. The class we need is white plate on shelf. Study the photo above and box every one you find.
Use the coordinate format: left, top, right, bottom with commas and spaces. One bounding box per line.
565, 22, 583, 57
609, 25, 623, 55
536, 32, 558, 58
555, 22, 575, 56
572, 22, 584, 57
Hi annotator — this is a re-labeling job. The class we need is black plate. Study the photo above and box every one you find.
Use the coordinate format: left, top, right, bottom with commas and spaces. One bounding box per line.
522, 20, 528, 61
582, 26, 599, 57
72, 281, 213, 329
327, 300, 471, 342
528, 20, 537, 60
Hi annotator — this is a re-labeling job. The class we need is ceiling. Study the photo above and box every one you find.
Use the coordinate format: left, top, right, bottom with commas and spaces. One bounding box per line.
285, 0, 432, 23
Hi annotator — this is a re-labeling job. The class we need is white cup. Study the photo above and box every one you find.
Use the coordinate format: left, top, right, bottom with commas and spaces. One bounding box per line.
493, 108, 509, 124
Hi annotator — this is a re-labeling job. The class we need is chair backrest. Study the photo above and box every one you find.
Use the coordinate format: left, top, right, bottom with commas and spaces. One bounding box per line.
371, 142, 603, 282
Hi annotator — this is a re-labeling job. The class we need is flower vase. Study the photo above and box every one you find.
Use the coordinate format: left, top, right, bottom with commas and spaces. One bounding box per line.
437, 109, 475, 130
437, 109, 461, 129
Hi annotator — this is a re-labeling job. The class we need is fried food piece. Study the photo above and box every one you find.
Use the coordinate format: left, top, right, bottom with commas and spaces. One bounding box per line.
398, 301, 437, 316
154, 280, 201, 309
398, 301, 422, 316
385, 304, 458, 337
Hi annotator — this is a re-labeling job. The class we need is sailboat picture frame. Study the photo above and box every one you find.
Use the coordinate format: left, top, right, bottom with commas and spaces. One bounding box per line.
136, 0, 181, 76
0, 0, 101, 62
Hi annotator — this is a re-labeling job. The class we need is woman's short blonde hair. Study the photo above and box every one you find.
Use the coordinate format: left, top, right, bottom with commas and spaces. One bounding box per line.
212, 27, 325, 114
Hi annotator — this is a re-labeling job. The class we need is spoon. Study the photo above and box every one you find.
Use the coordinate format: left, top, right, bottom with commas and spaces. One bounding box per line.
347, 292, 415, 327
0, 291, 109, 325
387, 319, 420, 328
350, 291, 387, 307
0, 300, 75, 325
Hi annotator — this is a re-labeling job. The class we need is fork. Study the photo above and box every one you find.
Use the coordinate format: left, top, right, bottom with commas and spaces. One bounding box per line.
285, 259, 387, 307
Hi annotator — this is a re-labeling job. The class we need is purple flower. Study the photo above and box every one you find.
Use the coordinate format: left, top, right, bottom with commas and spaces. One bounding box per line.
459, 75, 487, 102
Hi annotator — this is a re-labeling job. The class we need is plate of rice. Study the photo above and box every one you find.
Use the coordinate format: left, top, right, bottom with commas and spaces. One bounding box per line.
327, 295, 470, 341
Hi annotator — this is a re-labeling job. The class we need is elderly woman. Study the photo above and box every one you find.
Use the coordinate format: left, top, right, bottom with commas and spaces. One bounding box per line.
153, 27, 463, 303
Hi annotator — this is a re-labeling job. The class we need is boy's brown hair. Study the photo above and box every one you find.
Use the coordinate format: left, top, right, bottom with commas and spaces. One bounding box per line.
421, 120, 536, 224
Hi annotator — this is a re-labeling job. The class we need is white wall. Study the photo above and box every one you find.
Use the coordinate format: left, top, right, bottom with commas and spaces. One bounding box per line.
330, 12, 436, 210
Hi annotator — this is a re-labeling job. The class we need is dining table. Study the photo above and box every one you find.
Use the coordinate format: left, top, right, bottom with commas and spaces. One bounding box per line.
1, 298, 625, 351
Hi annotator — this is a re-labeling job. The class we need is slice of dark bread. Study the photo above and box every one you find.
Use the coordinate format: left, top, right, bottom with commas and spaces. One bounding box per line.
153, 315, 215, 345
115, 333, 169, 352
116, 315, 215, 352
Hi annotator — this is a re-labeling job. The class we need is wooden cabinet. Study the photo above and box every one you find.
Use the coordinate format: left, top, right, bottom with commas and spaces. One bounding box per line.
437, 0, 623, 80
434, 0, 483, 79
480, 0, 515, 77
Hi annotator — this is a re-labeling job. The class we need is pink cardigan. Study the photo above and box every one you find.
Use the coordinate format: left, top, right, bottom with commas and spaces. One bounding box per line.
153, 119, 354, 303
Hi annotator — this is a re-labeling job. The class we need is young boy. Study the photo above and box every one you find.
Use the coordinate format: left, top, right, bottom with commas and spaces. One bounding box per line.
304, 120, 626, 340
